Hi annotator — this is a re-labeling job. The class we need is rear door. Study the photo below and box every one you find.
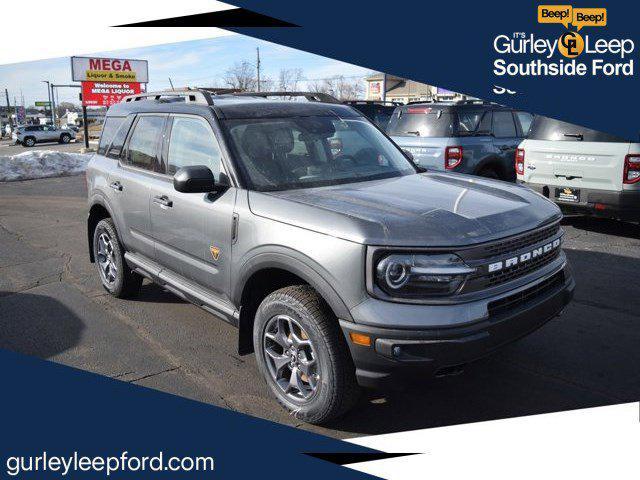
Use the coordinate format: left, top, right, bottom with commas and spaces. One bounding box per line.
522, 117, 631, 192
149, 113, 236, 297
111, 113, 167, 259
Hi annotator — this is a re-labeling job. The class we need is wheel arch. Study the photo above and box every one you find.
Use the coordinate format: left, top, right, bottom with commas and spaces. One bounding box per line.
234, 250, 353, 355
473, 154, 511, 180
87, 197, 115, 263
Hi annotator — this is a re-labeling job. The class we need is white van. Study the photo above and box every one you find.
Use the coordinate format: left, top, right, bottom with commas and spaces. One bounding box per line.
517, 116, 640, 221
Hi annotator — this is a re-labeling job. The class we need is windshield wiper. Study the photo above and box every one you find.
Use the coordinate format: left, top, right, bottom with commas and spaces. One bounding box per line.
563, 133, 584, 141
405, 131, 420, 136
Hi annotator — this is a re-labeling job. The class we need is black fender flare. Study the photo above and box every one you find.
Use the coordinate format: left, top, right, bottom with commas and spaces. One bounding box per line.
87, 194, 117, 262
473, 155, 510, 180
234, 248, 354, 355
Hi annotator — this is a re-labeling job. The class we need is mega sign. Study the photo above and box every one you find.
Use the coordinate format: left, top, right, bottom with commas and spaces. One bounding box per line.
71, 56, 149, 83
81, 82, 142, 107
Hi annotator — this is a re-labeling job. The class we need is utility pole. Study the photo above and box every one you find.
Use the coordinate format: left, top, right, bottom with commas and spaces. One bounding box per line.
4, 88, 12, 126
42, 80, 54, 125
256, 47, 261, 92
381, 72, 387, 103
50, 83, 57, 127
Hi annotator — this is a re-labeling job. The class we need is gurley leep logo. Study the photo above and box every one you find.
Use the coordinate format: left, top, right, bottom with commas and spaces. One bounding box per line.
492, 4, 635, 84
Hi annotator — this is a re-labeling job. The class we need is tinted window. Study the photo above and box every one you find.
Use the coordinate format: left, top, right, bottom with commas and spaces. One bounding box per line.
107, 116, 134, 159
457, 110, 484, 135
515, 112, 534, 137
167, 116, 222, 177
98, 117, 125, 155
528, 116, 628, 142
387, 107, 454, 137
25, 126, 39, 132
126, 116, 164, 171
493, 111, 517, 138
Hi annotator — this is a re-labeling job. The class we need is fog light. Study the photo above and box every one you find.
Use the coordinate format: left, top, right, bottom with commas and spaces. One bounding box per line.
392, 346, 402, 358
349, 332, 371, 347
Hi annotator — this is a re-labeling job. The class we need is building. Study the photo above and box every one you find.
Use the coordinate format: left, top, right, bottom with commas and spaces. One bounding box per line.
365, 74, 468, 104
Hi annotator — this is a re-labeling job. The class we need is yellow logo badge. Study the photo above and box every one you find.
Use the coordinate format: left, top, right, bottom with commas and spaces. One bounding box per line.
558, 31, 584, 58
210, 246, 221, 261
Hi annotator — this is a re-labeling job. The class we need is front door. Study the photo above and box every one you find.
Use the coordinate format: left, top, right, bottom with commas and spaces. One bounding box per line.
149, 114, 236, 299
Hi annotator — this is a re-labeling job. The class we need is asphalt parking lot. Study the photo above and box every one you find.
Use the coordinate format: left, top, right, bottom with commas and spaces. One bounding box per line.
1, 174, 639, 438
0, 138, 85, 155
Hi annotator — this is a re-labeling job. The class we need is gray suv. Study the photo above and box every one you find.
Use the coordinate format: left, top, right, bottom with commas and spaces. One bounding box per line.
87, 89, 574, 423
14, 124, 76, 147
388, 101, 533, 181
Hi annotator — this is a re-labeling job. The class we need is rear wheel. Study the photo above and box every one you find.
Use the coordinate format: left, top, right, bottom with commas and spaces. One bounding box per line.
478, 166, 500, 180
23, 137, 35, 147
253, 285, 360, 424
93, 218, 142, 298
60, 133, 71, 144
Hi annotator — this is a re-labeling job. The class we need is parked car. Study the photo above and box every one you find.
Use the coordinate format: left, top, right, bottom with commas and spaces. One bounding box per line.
87, 89, 573, 423
387, 100, 534, 181
13, 124, 76, 147
343, 100, 400, 130
517, 116, 640, 221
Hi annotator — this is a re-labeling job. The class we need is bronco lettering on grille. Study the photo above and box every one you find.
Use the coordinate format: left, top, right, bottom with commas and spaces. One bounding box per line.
488, 238, 561, 273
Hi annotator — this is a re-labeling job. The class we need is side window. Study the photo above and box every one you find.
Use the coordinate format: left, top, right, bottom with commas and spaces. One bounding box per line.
478, 111, 492, 132
167, 116, 222, 177
126, 115, 165, 171
98, 117, 125, 155
107, 116, 134, 159
493, 111, 517, 138
515, 112, 534, 137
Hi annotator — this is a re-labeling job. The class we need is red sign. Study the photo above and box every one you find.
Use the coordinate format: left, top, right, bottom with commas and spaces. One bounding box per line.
81, 81, 142, 107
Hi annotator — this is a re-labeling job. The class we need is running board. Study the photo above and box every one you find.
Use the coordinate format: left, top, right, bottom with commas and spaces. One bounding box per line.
125, 251, 240, 327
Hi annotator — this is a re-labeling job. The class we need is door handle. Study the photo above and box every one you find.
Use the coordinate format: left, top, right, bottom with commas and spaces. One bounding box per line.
109, 181, 123, 192
498, 145, 510, 151
153, 195, 173, 208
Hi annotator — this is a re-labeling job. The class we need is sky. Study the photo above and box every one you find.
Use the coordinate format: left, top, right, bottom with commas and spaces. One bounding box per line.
0, 33, 373, 109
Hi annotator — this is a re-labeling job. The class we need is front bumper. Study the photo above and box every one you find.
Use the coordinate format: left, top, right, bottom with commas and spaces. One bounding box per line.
340, 263, 574, 389
520, 181, 640, 222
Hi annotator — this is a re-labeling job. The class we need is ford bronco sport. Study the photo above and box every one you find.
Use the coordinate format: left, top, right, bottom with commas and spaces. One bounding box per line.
517, 115, 640, 222
388, 100, 533, 181
87, 89, 574, 423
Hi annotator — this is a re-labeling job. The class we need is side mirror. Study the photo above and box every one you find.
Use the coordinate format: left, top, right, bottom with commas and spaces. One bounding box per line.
173, 165, 216, 193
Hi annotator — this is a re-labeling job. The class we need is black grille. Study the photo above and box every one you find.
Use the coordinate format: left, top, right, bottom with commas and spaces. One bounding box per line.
483, 223, 560, 257
488, 271, 564, 318
487, 248, 560, 287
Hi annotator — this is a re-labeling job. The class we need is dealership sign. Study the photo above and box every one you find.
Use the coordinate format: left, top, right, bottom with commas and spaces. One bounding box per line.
71, 56, 149, 83
81, 82, 142, 107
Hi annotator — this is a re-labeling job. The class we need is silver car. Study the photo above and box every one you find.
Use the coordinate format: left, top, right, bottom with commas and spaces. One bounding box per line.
87, 89, 574, 424
14, 124, 76, 147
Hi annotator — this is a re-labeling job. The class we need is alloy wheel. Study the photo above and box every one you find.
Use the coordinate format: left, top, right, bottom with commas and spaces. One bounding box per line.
262, 314, 320, 402
96, 232, 118, 285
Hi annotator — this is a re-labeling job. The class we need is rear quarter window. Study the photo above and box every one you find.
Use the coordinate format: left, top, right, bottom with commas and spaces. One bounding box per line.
98, 117, 125, 155
528, 116, 628, 143
387, 107, 454, 137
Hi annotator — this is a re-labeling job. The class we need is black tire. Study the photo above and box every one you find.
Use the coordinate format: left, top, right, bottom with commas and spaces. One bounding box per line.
253, 285, 360, 424
92, 218, 142, 298
478, 167, 500, 180
60, 133, 71, 144
23, 137, 35, 147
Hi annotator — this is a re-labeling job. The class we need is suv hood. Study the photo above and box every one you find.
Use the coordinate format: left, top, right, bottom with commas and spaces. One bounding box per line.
248, 173, 561, 247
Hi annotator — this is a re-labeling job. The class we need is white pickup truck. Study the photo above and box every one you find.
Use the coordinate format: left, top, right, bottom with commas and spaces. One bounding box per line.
517, 116, 640, 222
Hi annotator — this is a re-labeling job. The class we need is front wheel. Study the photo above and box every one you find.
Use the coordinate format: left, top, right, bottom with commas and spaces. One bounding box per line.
60, 133, 71, 144
93, 218, 142, 298
253, 285, 360, 424
23, 137, 35, 147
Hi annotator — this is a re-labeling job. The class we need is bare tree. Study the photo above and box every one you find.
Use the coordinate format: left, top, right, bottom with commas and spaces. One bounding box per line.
223, 60, 257, 91
308, 76, 364, 101
278, 68, 304, 92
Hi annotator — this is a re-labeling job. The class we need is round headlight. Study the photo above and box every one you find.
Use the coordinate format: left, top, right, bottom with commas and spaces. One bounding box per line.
384, 260, 409, 289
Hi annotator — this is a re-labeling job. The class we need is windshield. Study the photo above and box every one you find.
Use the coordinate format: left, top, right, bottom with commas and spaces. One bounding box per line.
528, 116, 628, 143
222, 116, 417, 191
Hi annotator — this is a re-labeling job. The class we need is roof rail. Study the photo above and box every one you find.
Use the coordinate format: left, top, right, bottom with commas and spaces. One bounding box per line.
343, 100, 402, 106
122, 88, 214, 106
454, 99, 494, 105
233, 91, 341, 104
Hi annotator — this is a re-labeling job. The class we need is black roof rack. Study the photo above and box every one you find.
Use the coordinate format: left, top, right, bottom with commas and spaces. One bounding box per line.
122, 88, 214, 106
233, 91, 341, 104
343, 100, 402, 106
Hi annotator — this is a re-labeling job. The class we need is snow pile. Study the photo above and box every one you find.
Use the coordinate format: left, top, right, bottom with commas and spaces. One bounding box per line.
0, 150, 92, 182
